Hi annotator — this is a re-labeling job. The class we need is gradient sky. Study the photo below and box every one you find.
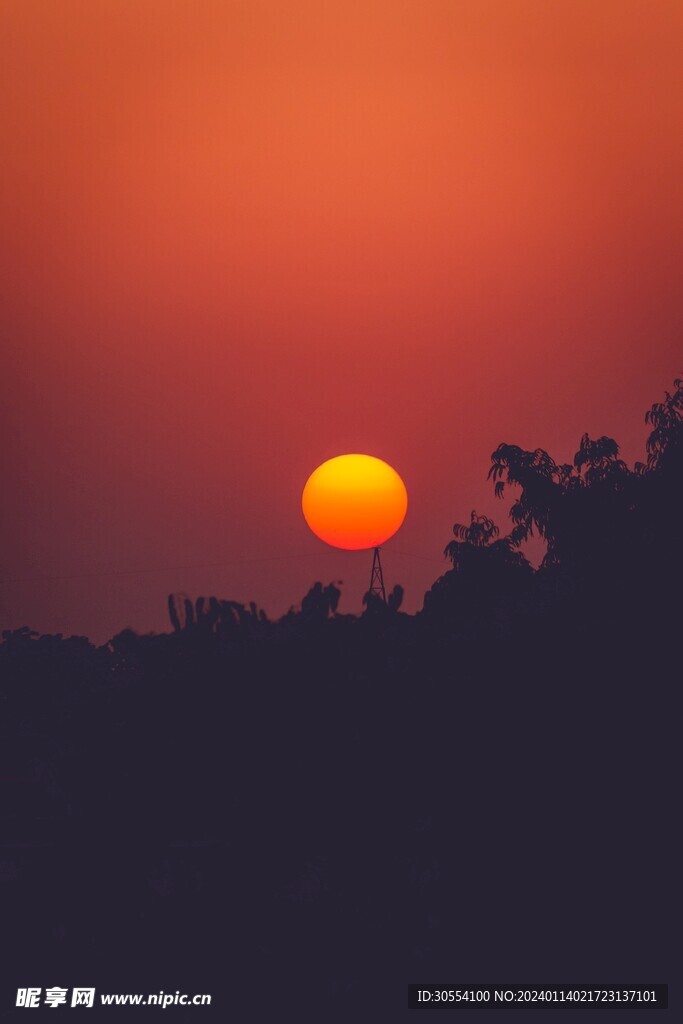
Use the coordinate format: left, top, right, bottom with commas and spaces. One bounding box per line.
2, 0, 682, 642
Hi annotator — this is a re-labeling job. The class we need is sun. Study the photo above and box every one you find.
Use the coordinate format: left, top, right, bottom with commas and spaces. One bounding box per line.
302, 454, 408, 550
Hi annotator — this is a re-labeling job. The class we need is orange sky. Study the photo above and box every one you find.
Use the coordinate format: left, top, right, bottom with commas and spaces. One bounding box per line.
2, 0, 682, 640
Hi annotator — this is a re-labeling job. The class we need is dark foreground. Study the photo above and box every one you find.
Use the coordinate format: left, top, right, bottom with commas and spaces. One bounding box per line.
1, 381, 681, 1020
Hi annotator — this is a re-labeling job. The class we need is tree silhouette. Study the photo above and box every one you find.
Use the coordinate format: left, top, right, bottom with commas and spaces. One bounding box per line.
644, 376, 683, 471
1, 374, 680, 1017
423, 511, 532, 629
446, 510, 499, 550
573, 433, 628, 484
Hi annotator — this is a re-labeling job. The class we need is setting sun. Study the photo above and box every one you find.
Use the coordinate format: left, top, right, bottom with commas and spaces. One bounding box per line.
302, 454, 408, 551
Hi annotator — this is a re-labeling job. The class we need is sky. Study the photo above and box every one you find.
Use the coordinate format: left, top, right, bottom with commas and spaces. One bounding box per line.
1, 0, 682, 642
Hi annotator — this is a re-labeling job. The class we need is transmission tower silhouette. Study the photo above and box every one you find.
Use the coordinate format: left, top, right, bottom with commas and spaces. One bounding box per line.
368, 546, 387, 602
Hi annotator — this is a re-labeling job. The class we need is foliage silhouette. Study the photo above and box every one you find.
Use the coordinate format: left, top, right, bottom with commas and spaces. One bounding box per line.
0, 376, 680, 1017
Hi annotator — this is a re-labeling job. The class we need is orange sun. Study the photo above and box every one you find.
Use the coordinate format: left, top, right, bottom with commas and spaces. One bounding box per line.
302, 454, 408, 550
